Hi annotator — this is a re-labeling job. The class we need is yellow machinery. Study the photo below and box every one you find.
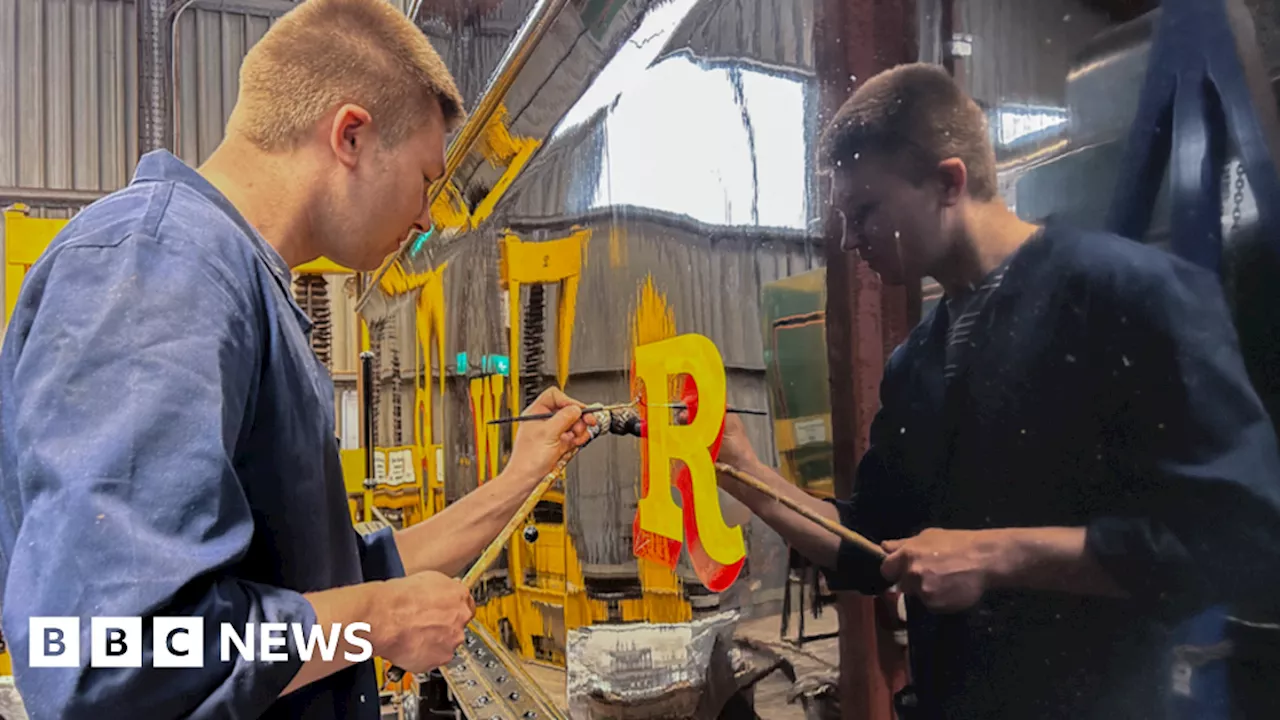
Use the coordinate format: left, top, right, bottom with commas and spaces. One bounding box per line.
0, 206, 52, 678
3, 206, 60, 323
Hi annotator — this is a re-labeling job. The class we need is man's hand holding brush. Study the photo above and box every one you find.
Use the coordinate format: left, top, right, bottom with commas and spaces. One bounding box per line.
343, 388, 595, 685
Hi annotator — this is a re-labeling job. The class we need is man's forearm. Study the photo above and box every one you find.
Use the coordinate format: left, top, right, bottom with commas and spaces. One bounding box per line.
280, 584, 380, 697
393, 469, 540, 577
718, 458, 842, 569
987, 527, 1128, 598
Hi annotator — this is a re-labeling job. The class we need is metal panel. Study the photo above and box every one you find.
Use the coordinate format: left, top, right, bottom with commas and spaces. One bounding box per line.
666, 0, 816, 72
0, 0, 295, 203
173, 6, 279, 166
0, 0, 138, 194
419, 0, 539, 109
1063, 11, 1156, 149
961, 0, 1111, 108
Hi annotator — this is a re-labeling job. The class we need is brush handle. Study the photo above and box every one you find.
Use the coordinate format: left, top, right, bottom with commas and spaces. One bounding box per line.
714, 461, 887, 561
462, 405, 624, 587
461, 449, 576, 589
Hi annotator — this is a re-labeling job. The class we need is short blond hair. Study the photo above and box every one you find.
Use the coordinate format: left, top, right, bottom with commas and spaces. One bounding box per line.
820, 63, 997, 201
232, 0, 465, 151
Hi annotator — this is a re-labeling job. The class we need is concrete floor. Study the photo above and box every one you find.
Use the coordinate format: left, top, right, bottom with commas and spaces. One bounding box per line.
738, 610, 841, 717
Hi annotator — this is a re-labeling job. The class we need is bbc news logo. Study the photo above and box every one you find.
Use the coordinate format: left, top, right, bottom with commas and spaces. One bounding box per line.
29, 618, 373, 668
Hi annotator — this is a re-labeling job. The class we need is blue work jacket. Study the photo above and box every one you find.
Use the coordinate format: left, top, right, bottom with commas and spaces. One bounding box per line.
0, 150, 403, 719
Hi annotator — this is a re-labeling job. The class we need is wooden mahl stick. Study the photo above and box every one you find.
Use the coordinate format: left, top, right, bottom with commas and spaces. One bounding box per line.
460, 444, 581, 589
714, 461, 887, 561
460, 404, 634, 589
386, 410, 613, 683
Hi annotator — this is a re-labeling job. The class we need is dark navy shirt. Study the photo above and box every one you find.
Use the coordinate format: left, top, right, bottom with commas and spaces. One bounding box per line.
0, 150, 404, 719
825, 225, 1280, 719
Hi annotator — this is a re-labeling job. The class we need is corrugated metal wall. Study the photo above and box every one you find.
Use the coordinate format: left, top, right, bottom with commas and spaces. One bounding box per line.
0, 0, 138, 200
172, 4, 279, 166
0, 0, 302, 214
0, 0, 446, 415
419, 0, 535, 108
0, 0, 429, 433
668, 0, 816, 73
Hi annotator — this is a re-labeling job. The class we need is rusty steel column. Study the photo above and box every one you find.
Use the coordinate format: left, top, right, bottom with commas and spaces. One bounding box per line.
815, 0, 920, 718
817, 0, 920, 497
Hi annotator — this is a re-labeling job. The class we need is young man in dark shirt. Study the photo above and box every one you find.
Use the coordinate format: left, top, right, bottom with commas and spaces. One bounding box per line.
714, 63, 1280, 718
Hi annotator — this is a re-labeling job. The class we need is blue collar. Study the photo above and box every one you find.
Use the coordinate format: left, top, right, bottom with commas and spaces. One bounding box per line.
131, 150, 313, 333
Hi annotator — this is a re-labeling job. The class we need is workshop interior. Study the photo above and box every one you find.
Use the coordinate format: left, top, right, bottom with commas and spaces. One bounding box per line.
1, 0, 1280, 718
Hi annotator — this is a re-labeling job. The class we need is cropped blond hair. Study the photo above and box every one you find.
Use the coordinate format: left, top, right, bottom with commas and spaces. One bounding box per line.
821, 63, 997, 201
231, 0, 465, 151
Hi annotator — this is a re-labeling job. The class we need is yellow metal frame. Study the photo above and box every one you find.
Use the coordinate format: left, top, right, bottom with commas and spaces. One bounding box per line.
471, 106, 541, 228
414, 264, 448, 517
4, 206, 61, 324
475, 521, 692, 667
341, 445, 433, 528
498, 229, 589, 417
3, 204, 356, 315
467, 374, 509, 487
294, 256, 353, 274
469, 229, 696, 669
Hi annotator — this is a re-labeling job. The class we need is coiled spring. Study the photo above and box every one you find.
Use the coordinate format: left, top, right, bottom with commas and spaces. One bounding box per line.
292, 274, 331, 369
522, 285, 546, 409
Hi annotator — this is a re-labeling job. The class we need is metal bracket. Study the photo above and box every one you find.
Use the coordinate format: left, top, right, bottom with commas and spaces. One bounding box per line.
442, 622, 565, 719
946, 33, 974, 59
1106, 0, 1280, 273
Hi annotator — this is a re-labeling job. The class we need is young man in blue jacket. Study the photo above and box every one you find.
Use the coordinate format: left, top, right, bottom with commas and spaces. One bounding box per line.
0, 0, 593, 717
714, 63, 1280, 718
